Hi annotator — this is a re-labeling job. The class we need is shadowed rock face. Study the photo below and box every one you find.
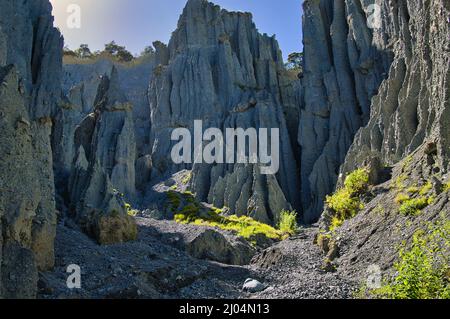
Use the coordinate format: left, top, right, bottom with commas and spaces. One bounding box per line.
298, 0, 393, 222
53, 58, 155, 191
68, 67, 138, 244
148, 0, 301, 224
0, 0, 62, 298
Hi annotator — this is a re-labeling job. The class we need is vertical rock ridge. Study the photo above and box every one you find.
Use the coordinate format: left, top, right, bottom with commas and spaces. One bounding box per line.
299, 0, 392, 222
0, 0, 62, 298
148, 0, 300, 224
68, 68, 138, 244
340, 0, 450, 177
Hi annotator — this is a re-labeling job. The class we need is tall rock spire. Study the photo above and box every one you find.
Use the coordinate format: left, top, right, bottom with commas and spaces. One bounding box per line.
148, 0, 300, 224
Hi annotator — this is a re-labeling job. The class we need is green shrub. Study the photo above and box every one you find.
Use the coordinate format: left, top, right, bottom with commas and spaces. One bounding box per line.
174, 203, 289, 244
327, 188, 364, 220
395, 193, 410, 204
393, 174, 407, 190
181, 172, 192, 185
402, 155, 414, 171
399, 197, 434, 216
167, 191, 181, 211
406, 186, 420, 195
419, 181, 432, 196
125, 203, 138, 217
325, 169, 369, 231
278, 210, 298, 236
344, 169, 370, 194
330, 215, 345, 232
443, 181, 450, 193
373, 217, 450, 299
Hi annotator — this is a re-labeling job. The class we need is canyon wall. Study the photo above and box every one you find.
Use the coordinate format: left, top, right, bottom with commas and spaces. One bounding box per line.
0, 0, 448, 298
341, 0, 449, 176
299, 0, 449, 222
298, 0, 391, 222
0, 0, 62, 298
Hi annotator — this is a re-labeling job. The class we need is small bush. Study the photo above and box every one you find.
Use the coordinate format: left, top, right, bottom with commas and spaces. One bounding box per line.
373, 217, 450, 299
278, 210, 298, 236
395, 193, 410, 204
167, 191, 181, 211
399, 197, 434, 216
419, 181, 432, 196
326, 169, 369, 230
406, 186, 420, 195
344, 169, 370, 194
125, 203, 138, 217
327, 189, 364, 220
174, 204, 288, 244
181, 172, 192, 185
330, 215, 344, 232
444, 181, 450, 192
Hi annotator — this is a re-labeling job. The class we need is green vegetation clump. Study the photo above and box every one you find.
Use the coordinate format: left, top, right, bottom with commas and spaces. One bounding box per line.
402, 155, 414, 171
175, 210, 287, 243
395, 181, 434, 216
326, 169, 369, 231
444, 181, 450, 192
399, 197, 434, 216
406, 186, 420, 195
124, 203, 139, 217
285, 52, 304, 78
372, 217, 450, 299
167, 191, 182, 211
278, 210, 298, 236
393, 174, 408, 191
419, 181, 433, 196
169, 189, 293, 243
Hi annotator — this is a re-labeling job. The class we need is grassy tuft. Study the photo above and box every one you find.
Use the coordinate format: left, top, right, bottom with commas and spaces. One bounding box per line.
419, 181, 433, 196
325, 169, 369, 231
395, 193, 410, 204
399, 197, 434, 216
278, 210, 298, 236
175, 210, 287, 243
444, 181, 450, 192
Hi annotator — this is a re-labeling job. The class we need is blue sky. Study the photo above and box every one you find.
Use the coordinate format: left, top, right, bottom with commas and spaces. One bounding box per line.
50, 0, 303, 61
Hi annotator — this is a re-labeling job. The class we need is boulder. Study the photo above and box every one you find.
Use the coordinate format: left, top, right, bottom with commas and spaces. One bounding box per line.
242, 279, 266, 293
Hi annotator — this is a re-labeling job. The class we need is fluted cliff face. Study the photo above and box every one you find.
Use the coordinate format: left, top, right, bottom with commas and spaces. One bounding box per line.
0, 0, 448, 300
67, 67, 138, 244
54, 59, 154, 185
0, 0, 62, 298
341, 0, 450, 177
299, 0, 449, 223
148, 0, 301, 224
298, 0, 392, 222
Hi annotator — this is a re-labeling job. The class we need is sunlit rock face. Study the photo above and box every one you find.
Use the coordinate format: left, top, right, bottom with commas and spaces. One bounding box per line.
0, 0, 62, 298
148, 0, 301, 225
298, 0, 449, 222
340, 0, 450, 178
